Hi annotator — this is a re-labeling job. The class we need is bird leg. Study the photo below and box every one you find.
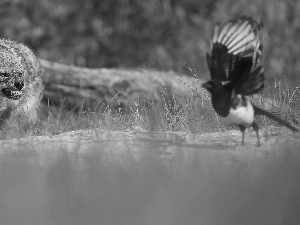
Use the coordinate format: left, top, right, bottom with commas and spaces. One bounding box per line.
238, 124, 246, 145
252, 122, 261, 147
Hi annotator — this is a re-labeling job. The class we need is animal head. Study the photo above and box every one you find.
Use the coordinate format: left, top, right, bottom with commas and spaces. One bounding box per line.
202, 80, 224, 94
0, 50, 25, 100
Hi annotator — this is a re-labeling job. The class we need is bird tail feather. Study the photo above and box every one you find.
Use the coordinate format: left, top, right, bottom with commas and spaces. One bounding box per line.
253, 105, 298, 132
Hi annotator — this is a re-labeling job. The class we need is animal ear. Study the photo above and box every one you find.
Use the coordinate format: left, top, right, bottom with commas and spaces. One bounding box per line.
206, 52, 212, 71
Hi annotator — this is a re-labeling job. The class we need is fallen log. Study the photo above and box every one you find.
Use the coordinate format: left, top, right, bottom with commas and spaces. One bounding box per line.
40, 59, 203, 109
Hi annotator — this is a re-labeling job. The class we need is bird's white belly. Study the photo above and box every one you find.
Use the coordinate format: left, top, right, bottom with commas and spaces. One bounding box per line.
224, 101, 254, 125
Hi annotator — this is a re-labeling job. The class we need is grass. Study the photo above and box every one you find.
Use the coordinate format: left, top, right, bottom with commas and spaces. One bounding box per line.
40, 75, 300, 136
0, 75, 299, 140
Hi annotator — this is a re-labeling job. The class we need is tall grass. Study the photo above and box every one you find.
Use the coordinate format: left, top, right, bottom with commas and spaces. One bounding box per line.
0, 75, 298, 141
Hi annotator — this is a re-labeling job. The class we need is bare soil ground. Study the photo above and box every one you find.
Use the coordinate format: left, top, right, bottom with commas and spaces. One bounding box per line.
1, 128, 298, 160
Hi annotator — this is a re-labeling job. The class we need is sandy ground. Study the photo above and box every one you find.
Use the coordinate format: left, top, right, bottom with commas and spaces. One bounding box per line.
1, 127, 298, 164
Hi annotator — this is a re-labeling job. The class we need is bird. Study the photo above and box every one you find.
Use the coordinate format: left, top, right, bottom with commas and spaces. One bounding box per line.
202, 16, 298, 147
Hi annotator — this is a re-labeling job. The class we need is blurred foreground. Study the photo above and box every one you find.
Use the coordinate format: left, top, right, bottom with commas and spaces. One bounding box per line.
0, 129, 299, 225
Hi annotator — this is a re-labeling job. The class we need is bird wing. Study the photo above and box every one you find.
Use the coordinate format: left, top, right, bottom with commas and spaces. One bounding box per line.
207, 16, 264, 92
234, 60, 264, 96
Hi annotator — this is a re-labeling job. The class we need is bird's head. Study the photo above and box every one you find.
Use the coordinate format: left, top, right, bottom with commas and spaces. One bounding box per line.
202, 80, 224, 94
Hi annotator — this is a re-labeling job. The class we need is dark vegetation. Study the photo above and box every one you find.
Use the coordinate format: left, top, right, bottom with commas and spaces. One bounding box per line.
1, 0, 300, 83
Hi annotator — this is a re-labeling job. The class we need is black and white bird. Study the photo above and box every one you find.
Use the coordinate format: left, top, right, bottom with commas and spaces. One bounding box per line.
202, 16, 298, 146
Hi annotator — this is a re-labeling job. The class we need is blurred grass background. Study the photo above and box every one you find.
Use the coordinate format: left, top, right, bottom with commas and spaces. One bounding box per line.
1, 0, 300, 84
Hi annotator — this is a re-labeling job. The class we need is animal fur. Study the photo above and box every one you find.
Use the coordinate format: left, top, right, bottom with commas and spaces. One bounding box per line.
0, 39, 43, 129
